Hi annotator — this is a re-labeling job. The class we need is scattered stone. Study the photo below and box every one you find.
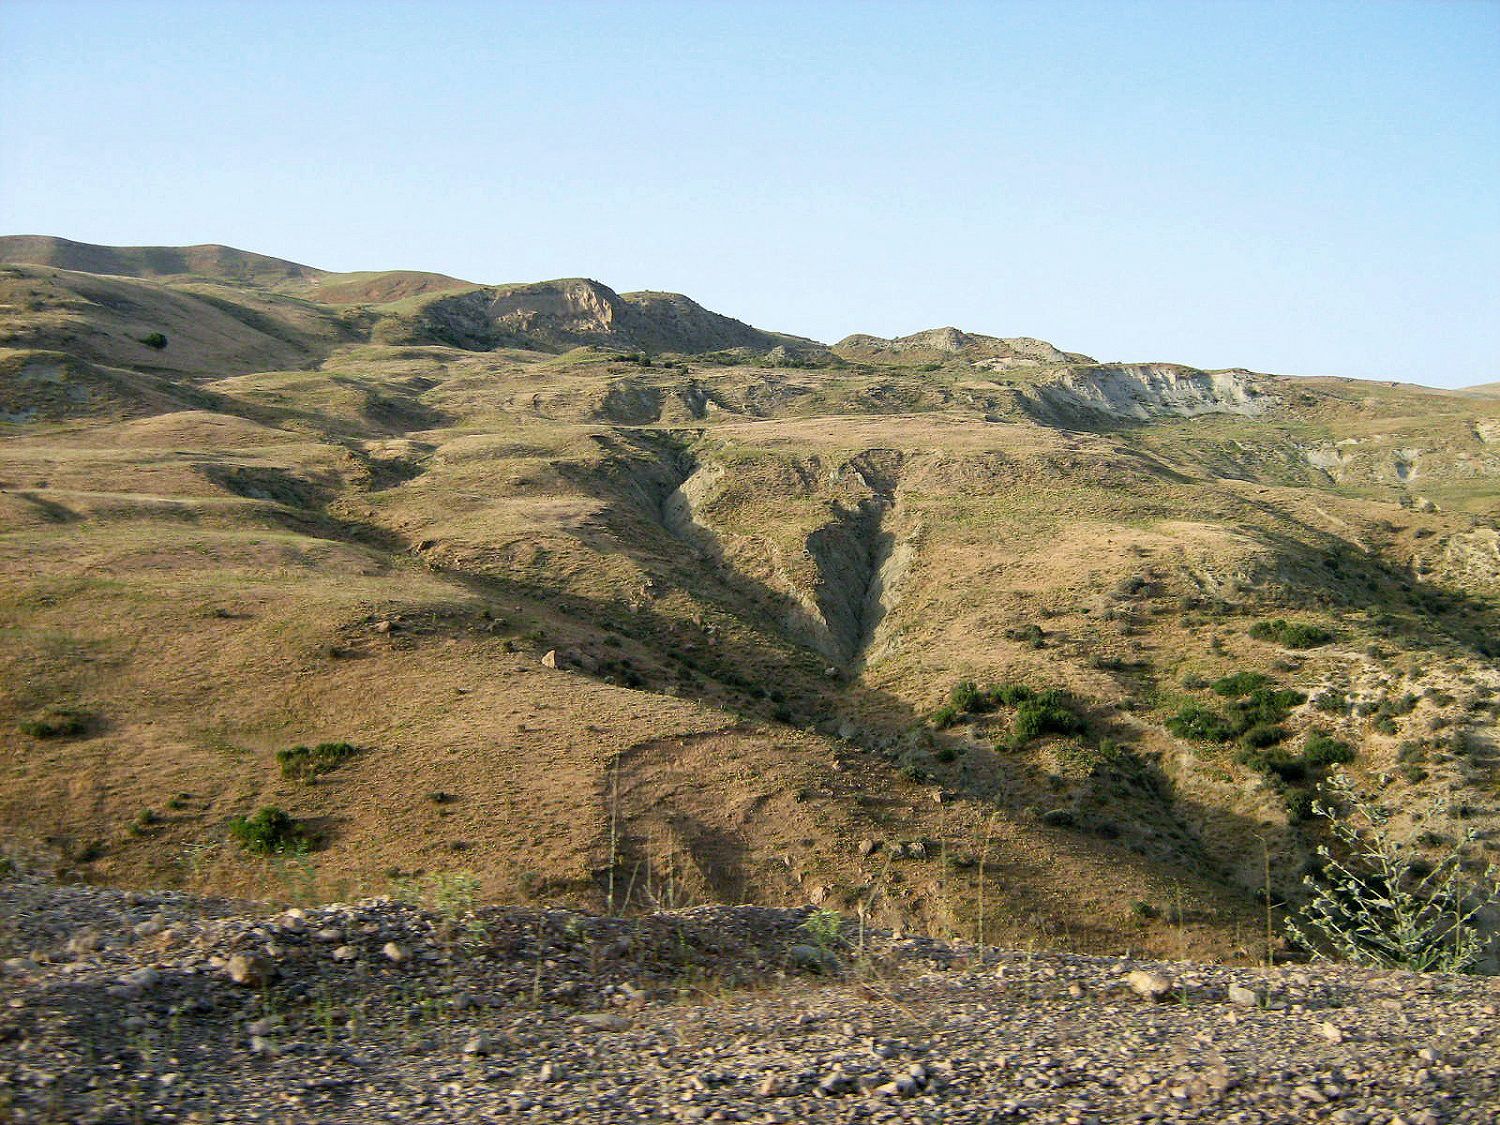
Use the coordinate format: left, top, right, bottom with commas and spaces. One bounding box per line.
224, 954, 273, 987
577, 1013, 630, 1031
4, 873, 1499, 1124
1126, 970, 1174, 1001
1228, 984, 1260, 1007
382, 942, 409, 964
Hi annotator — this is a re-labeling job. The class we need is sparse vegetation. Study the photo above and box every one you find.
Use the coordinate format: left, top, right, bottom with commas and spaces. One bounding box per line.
5, 234, 1500, 978
391, 870, 482, 919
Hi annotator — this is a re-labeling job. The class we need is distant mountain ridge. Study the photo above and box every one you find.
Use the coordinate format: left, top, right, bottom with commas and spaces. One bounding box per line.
2, 236, 1492, 391
0, 235, 323, 287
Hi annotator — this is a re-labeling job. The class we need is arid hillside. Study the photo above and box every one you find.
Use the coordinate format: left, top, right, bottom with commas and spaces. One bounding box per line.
2, 239, 1498, 968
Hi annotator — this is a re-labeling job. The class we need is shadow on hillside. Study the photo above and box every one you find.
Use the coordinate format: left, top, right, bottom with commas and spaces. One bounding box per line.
1236, 495, 1500, 659
389, 490, 1286, 947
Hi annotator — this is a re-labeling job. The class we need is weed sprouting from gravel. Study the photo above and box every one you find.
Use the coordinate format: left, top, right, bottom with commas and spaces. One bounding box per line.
1286, 772, 1500, 973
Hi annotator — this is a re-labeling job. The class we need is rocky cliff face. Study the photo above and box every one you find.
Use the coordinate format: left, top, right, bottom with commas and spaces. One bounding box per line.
1021, 364, 1276, 422
834, 327, 1093, 368
383, 279, 826, 357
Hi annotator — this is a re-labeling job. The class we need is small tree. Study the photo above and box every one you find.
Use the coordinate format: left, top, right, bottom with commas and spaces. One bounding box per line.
1285, 772, 1498, 973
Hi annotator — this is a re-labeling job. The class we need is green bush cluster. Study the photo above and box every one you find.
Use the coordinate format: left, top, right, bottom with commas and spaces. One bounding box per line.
1166, 684, 1306, 747
1238, 729, 1355, 789
277, 741, 358, 782
1010, 690, 1085, 745
227, 806, 309, 855
930, 679, 1032, 728
929, 679, 1085, 748
18, 708, 89, 739
1211, 671, 1272, 697
1249, 618, 1334, 649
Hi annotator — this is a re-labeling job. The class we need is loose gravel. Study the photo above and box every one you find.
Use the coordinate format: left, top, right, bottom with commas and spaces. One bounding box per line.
2, 872, 1497, 1123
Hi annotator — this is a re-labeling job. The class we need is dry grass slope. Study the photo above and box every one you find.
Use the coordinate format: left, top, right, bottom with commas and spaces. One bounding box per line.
2, 239, 1498, 971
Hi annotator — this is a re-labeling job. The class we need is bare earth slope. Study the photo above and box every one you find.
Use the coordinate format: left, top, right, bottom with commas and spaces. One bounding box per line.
2, 239, 1499, 984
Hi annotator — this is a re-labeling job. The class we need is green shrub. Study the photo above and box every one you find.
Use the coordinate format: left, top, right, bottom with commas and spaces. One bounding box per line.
988, 682, 1035, 706
1313, 691, 1348, 714
1011, 690, 1083, 745
929, 704, 961, 730
1212, 671, 1272, 697
140, 332, 168, 349
1285, 789, 1316, 823
1237, 746, 1307, 783
19, 708, 89, 739
1249, 619, 1333, 649
129, 808, 161, 836
949, 680, 984, 713
277, 741, 357, 782
1303, 731, 1356, 768
1232, 686, 1307, 727
1006, 623, 1046, 649
1238, 722, 1286, 750
1166, 701, 1235, 742
228, 806, 308, 855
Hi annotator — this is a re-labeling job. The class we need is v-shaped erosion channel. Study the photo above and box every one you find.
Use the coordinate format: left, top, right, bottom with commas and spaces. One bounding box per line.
806, 450, 906, 668
620, 436, 909, 669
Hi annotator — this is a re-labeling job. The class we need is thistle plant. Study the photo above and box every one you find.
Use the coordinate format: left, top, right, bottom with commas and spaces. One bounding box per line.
1285, 772, 1498, 974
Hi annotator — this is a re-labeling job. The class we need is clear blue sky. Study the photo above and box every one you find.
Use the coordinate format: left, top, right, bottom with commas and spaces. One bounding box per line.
2, 1, 1496, 386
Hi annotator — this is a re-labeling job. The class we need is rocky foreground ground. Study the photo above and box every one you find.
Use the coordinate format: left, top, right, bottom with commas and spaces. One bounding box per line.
1, 872, 1497, 1124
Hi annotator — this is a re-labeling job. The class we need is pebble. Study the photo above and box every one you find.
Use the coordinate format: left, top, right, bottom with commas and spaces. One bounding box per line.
1228, 984, 1259, 1006
1125, 970, 1174, 1001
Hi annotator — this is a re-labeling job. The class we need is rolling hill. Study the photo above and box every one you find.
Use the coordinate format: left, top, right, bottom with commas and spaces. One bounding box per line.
2, 238, 1498, 967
